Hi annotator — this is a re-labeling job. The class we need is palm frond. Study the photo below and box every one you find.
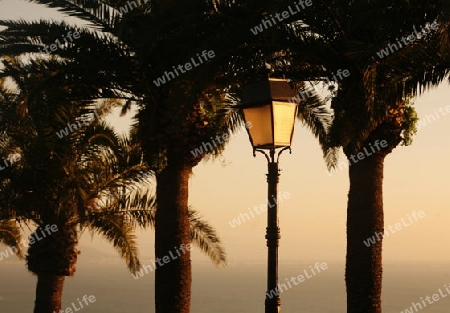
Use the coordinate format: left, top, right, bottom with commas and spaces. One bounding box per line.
188, 208, 226, 268
26, 0, 122, 31
0, 219, 25, 259
295, 85, 339, 170
123, 191, 156, 228
86, 213, 140, 272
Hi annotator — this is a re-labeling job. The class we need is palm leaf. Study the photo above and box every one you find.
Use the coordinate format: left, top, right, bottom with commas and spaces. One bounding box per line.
188, 208, 226, 268
26, 0, 122, 31
85, 213, 140, 271
0, 220, 25, 259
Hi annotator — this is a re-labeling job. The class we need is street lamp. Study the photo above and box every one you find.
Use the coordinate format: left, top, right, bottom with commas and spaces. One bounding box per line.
238, 78, 298, 313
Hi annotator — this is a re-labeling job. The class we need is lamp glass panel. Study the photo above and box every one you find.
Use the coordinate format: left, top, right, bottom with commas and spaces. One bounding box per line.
242, 104, 273, 148
272, 101, 297, 147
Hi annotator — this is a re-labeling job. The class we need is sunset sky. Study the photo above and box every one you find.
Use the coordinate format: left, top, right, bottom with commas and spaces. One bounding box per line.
1, 0, 449, 270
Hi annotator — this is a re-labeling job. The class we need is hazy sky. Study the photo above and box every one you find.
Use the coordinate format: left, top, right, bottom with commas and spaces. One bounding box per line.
1, 0, 449, 270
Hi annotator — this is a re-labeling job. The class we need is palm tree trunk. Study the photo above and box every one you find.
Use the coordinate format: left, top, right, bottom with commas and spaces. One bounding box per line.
155, 163, 192, 313
34, 274, 65, 313
346, 152, 385, 313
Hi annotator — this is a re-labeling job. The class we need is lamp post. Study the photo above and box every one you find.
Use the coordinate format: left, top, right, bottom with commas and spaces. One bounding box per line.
238, 78, 298, 313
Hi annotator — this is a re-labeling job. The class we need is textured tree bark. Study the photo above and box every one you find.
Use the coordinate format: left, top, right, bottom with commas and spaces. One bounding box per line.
34, 274, 65, 313
155, 163, 192, 313
346, 152, 385, 313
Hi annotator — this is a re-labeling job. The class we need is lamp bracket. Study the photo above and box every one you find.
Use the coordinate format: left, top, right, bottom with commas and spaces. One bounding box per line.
253, 146, 292, 164
277, 147, 291, 163
254, 149, 271, 163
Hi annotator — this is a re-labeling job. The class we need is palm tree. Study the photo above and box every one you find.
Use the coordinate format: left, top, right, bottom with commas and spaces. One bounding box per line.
0, 67, 148, 312
0, 66, 226, 313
